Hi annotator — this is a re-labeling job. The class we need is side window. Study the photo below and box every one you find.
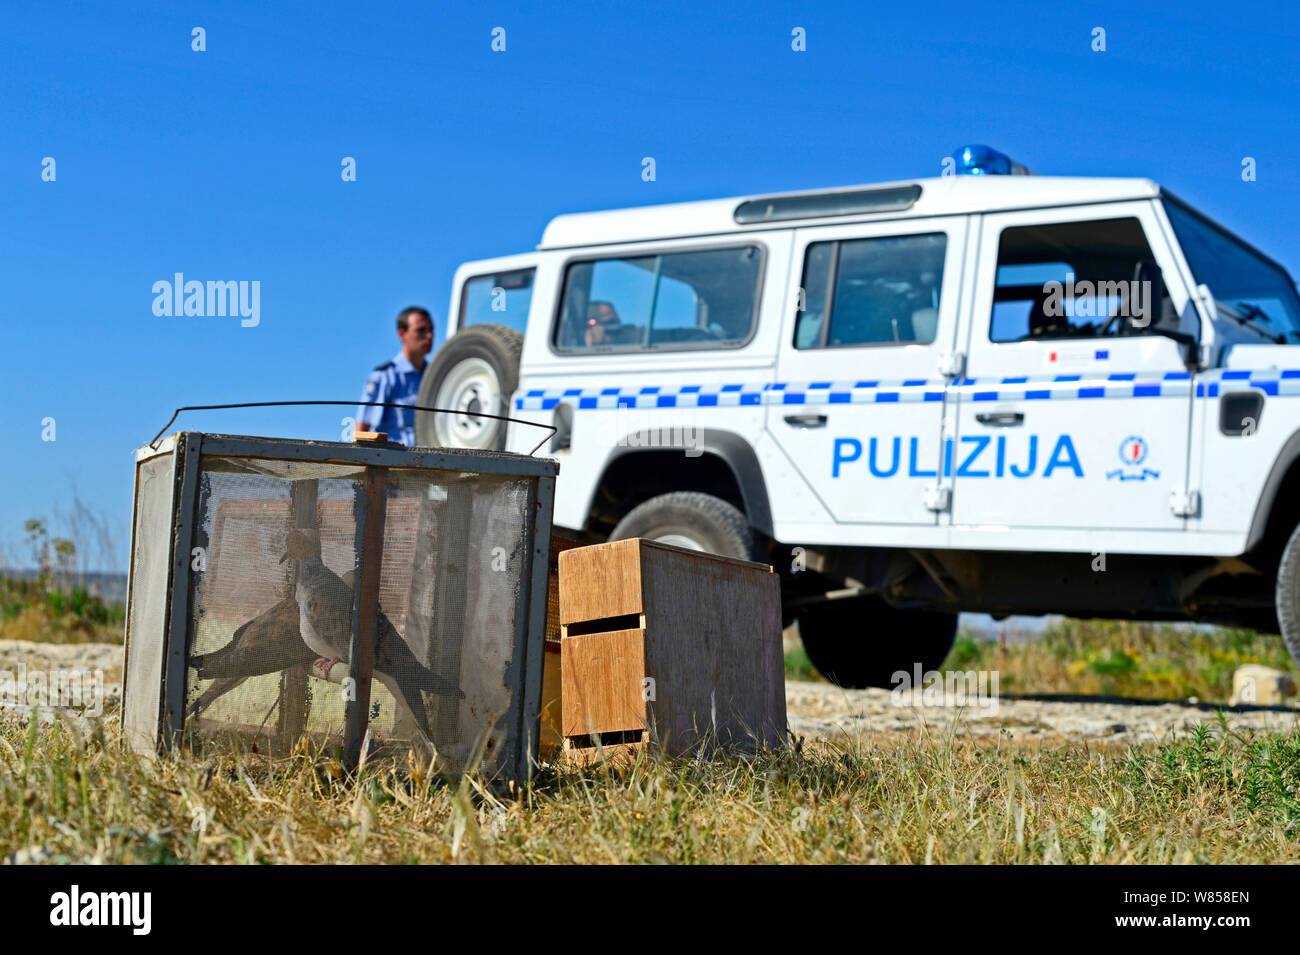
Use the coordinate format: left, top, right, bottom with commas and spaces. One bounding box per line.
990, 217, 1166, 342
459, 268, 534, 334
795, 233, 947, 348
554, 246, 763, 352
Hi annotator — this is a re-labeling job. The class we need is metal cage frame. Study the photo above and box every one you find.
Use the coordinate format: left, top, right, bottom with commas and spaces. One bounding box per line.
122, 431, 558, 783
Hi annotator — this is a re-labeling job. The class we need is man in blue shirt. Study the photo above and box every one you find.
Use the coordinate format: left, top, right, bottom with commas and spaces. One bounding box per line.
356, 306, 434, 446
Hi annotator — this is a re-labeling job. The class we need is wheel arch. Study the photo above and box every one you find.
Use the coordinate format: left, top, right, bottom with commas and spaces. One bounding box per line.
1244, 427, 1300, 558
583, 428, 773, 538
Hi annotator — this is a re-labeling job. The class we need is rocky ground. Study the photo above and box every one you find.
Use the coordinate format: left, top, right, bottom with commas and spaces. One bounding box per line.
0, 639, 123, 721
3, 639, 1298, 744
785, 679, 1300, 745
0, 639, 123, 679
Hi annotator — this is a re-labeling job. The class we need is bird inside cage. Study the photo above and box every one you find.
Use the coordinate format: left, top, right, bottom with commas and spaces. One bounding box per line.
189, 528, 464, 750
280, 528, 464, 742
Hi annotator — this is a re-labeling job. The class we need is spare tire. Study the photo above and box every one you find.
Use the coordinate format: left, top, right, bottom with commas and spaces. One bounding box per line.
415, 324, 523, 450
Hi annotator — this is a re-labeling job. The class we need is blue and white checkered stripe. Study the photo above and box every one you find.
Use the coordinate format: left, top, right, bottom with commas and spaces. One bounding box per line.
1196, 369, 1300, 398
515, 384, 769, 411
514, 371, 1300, 410
959, 371, 1193, 402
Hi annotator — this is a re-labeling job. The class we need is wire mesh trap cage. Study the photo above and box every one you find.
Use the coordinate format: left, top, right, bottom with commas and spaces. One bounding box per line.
121, 431, 557, 783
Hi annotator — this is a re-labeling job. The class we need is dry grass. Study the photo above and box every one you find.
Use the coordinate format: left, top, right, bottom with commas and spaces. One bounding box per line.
4, 712, 1300, 864
0, 603, 122, 646
6, 606, 1300, 863
0, 572, 124, 646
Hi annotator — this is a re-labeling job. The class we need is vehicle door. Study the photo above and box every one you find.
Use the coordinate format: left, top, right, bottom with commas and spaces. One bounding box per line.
770, 216, 970, 526
951, 202, 1196, 533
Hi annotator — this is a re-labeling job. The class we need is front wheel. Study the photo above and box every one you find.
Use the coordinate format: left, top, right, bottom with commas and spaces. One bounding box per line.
609, 491, 757, 561
797, 595, 957, 689
1274, 520, 1300, 668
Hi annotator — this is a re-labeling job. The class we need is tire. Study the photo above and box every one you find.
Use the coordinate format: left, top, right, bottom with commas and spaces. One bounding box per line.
610, 491, 756, 561
797, 595, 958, 689
414, 323, 523, 450
1274, 521, 1300, 667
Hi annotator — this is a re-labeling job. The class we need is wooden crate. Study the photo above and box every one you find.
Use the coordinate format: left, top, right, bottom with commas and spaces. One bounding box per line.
558, 538, 786, 764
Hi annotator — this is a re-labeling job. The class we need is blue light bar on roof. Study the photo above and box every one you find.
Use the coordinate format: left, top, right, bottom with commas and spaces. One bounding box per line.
952, 144, 1031, 176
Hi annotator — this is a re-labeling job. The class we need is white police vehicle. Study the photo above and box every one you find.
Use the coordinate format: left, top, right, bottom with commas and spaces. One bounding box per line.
416, 146, 1300, 687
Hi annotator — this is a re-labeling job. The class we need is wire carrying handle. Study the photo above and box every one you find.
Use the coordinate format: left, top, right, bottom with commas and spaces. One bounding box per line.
149, 400, 558, 455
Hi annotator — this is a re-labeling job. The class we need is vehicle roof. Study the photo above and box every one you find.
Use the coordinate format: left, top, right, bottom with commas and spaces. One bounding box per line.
538, 176, 1162, 250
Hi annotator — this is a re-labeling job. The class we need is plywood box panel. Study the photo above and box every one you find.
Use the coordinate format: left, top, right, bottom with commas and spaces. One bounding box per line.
561, 628, 647, 737
558, 540, 646, 625
538, 641, 564, 759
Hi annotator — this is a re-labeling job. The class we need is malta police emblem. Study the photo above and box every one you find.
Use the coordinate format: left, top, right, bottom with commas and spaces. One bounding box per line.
1107, 435, 1159, 482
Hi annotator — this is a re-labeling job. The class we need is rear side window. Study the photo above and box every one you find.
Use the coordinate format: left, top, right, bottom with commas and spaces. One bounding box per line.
989, 218, 1163, 342
459, 268, 535, 334
554, 245, 763, 352
794, 233, 947, 348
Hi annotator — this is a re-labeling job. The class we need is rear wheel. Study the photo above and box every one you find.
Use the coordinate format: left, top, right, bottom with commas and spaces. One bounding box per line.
610, 491, 756, 560
797, 595, 958, 689
414, 323, 522, 450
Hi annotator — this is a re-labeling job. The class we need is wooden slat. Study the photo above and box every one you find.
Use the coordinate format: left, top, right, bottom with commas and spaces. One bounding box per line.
557, 538, 645, 625
560, 628, 646, 737
345, 467, 386, 769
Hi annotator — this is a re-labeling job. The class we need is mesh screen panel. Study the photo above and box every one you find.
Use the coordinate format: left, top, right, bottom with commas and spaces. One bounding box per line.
122, 450, 176, 752
179, 454, 533, 775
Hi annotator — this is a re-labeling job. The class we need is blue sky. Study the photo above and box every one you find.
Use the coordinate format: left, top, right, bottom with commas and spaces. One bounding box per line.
2, 0, 1298, 570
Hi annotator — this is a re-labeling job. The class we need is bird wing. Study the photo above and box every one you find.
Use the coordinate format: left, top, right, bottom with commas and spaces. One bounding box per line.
188, 676, 250, 720
298, 564, 465, 733
192, 596, 314, 680
301, 563, 356, 659
374, 610, 465, 700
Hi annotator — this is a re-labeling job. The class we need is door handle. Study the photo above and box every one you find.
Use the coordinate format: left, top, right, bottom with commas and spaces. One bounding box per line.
784, 413, 828, 428
975, 411, 1024, 427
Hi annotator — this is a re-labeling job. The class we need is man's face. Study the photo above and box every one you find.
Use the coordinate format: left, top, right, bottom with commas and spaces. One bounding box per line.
400, 313, 434, 359
584, 303, 618, 346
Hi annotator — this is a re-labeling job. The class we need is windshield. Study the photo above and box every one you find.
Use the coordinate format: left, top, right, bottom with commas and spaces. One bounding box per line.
1164, 199, 1300, 344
